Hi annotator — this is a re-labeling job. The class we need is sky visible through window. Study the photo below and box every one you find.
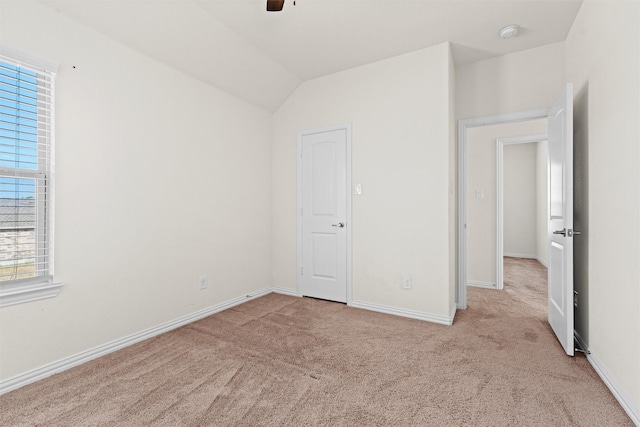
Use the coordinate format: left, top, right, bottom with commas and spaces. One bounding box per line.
0, 60, 38, 199
0, 60, 39, 281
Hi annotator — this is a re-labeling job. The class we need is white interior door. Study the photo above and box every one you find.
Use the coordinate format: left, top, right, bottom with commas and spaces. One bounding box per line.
300, 128, 348, 303
548, 83, 574, 356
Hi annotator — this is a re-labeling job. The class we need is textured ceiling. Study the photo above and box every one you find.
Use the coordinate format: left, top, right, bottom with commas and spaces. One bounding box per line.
39, 0, 583, 111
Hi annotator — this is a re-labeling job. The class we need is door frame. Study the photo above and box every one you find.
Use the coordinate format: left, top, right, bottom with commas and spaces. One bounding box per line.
457, 109, 548, 309
296, 123, 353, 304
495, 134, 548, 290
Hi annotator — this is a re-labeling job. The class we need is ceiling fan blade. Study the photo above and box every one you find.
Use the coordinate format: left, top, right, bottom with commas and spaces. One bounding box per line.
266, 0, 284, 11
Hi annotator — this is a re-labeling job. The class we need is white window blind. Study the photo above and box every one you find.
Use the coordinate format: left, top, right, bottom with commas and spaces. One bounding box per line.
0, 54, 54, 285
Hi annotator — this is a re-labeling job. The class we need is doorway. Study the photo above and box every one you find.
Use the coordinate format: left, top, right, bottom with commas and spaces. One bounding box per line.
457, 109, 549, 309
496, 135, 548, 290
296, 124, 352, 304
458, 84, 575, 357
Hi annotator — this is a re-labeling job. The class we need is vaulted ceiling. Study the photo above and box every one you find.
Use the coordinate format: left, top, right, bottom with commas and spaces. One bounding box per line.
39, 0, 583, 111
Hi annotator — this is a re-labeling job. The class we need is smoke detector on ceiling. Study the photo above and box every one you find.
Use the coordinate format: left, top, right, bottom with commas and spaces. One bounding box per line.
499, 25, 520, 39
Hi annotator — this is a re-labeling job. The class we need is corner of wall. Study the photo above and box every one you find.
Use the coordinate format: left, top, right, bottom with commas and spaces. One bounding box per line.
447, 42, 458, 310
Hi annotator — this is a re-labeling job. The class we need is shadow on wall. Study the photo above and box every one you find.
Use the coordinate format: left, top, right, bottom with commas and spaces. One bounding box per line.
573, 83, 589, 347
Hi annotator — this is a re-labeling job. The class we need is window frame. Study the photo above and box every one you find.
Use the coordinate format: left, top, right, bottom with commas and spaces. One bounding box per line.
0, 46, 62, 308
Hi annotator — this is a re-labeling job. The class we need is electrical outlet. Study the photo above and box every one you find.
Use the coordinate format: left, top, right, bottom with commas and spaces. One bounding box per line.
199, 276, 208, 290
402, 275, 412, 289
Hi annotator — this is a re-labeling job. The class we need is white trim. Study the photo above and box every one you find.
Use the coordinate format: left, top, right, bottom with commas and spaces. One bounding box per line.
0, 281, 63, 308
457, 109, 549, 309
503, 252, 538, 259
296, 123, 353, 304
496, 134, 547, 290
49, 74, 57, 279
3, 285, 636, 425
1, 287, 461, 395
271, 286, 300, 297
450, 302, 457, 324
0, 287, 272, 395
0, 48, 58, 301
457, 118, 467, 309
587, 352, 640, 425
0, 45, 59, 72
502, 254, 549, 268
346, 125, 353, 305
467, 281, 497, 289
350, 300, 455, 326
574, 332, 639, 425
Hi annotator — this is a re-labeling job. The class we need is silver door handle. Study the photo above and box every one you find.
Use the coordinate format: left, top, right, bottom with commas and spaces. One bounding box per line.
553, 228, 567, 236
332, 222, 345, 228
554, 228, 582, 237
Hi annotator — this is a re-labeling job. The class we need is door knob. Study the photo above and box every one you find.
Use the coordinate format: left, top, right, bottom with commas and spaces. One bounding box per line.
332, 222, 345, 228
554, 228, 581, 237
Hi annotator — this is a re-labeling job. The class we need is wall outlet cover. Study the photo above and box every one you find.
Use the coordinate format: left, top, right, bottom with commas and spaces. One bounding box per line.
402, 275, 412, 289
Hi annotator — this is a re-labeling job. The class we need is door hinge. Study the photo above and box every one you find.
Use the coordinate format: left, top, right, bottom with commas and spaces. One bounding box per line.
300, 267, 303, 276
300, 208, 303, 216
300, 150, 303, 158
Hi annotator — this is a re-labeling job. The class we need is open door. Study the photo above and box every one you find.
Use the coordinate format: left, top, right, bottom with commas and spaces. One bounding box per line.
548, 83, 575, 356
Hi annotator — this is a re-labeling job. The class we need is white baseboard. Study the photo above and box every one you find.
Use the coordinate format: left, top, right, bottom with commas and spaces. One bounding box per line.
503, 254, 548, 268
450, 302, 457, 324
0, 286, 505, 397
586, 351, 640, 425
350, 300, 454, 326
574, 332, 639, 425
4, 288, 636, 425
271, 286, 299, 297
467, 281, 496, 289
536, 257, 548, 268
0, 287, 273, 395
503, 252, 537, 259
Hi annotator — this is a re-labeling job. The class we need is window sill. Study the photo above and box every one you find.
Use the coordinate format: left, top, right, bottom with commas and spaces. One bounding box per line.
0, 281, 64, 308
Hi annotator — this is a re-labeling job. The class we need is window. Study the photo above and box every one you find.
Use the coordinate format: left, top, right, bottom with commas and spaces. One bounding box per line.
0, 49, 61, 307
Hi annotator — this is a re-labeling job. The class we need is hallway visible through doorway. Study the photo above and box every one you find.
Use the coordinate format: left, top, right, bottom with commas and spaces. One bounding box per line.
502, 256, 547, 315
467, 256, 547, 319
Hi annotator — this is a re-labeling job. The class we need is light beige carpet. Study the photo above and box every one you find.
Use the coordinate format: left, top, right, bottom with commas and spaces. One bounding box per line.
0, 257, 632, 426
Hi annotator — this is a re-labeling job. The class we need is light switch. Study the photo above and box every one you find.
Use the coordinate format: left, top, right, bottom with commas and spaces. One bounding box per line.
355, 184, 362, 195
476, 189, 484, 199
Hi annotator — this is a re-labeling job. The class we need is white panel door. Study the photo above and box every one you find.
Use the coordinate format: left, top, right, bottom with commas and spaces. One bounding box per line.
301, 128, 347, 303
548, 83, 574, 356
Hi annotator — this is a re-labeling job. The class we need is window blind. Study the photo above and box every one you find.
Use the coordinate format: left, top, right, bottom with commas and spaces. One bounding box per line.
0, 56, 54, 283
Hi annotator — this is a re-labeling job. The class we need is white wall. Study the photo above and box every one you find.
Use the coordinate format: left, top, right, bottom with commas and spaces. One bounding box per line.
448, 48, 457, 306
466, 120, 547, 285
566, 0, 640, 416
503, 143, 537, 257
456, 43, 565, 120
3, 3, 637, 419
502, 140, 548, 267
272, 43, 455, 319
0, 1, 273, 380
458, 7, 639, 419
457, 43, 564, 286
